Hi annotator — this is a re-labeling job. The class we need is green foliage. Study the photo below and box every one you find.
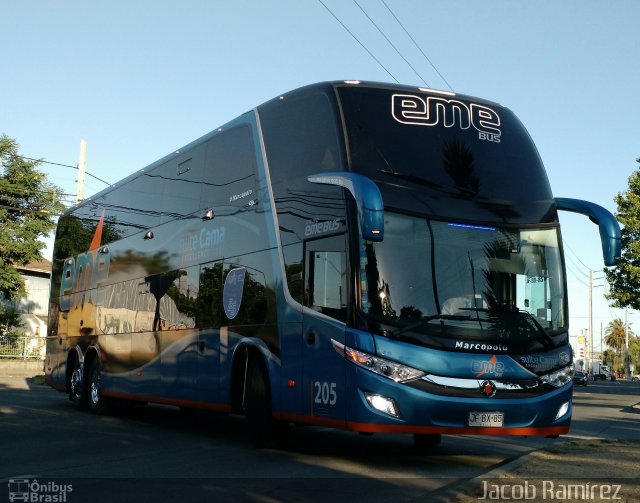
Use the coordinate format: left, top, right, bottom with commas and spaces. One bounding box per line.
0, 135, 66, 300
605, 158, 640, 310
0, 305, 29, 357
603, 318, 640, 373
0, 304, 23, 335
604, 318, 631, 353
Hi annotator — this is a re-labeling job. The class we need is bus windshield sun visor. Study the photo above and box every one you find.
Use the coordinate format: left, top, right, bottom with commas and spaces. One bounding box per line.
308, 171, 384, 241
554, 197, 621, 266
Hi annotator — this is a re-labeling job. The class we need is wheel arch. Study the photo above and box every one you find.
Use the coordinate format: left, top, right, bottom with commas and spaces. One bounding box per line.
229, 340, 273, 414
65, 346, 83, 394
83, 345, 102, 375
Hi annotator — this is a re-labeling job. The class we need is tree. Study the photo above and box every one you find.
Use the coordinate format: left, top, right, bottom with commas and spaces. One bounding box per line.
604, 318, 639, 374
605, 158, 640, 309
0, 304, 22, 335
604, 318, 631, 353
0, 135, 65, 301
630, 336, 640, 373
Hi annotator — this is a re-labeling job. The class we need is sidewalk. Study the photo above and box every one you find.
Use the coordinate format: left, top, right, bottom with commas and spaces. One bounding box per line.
0, 359, 44, 377
445, 439, 640, 503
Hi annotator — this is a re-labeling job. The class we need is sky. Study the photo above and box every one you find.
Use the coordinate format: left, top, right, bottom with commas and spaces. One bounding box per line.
2, 0, 639, 351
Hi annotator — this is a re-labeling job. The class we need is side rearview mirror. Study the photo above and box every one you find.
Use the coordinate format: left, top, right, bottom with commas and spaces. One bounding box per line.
308, 172, 384, 242
555, 197, 621, 266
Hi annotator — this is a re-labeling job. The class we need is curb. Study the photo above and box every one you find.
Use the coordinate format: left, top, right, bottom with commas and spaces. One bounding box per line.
0, 359, 45, 378
426, 447, 537, 503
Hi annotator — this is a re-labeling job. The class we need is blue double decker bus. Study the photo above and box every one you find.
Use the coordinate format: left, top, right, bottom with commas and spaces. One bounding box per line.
46, 81, 620, 447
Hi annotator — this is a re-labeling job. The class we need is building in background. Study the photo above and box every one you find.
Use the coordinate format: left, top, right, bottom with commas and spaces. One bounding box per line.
12, 257, 51, 337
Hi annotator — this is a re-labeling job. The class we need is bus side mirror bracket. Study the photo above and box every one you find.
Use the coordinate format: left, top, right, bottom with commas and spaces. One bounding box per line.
555, 197, 621, 266
308, 172, 384, 242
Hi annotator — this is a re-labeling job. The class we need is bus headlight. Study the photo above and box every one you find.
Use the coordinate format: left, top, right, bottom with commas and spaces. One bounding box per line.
364, 392, 400, 417
540, 364, 575, 388
343, 345, 425, 383
555, 400, 571, 420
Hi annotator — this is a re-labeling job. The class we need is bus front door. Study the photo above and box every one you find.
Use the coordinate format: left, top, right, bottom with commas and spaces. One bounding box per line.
302, 235, 347, 423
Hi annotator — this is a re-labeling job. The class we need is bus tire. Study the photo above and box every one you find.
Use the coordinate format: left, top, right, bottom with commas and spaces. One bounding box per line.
244, 357, 287, 448
69, 358, 88, 410
413, 433, 442, 450
87, 359, 110, 415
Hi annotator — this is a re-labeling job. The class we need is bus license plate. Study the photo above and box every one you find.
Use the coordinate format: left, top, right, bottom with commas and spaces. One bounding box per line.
468, 411, 504, 427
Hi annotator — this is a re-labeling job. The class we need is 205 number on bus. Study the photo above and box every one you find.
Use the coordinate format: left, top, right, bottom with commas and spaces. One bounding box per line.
314, 381, 337, 406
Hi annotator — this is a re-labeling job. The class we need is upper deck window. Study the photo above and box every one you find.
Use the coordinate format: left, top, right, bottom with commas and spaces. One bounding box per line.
200, 125, 258, 210
337, 86, 554, 223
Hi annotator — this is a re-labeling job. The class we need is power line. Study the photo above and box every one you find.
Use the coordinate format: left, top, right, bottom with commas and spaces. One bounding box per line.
565, 253, 590, 279
566, 263, 590, 287
352, 0, 430, 86
5, 154, 112, 186
564, 242, 595, 272
8, 155, 77, 170
0, 183, 75, 199
0, 203, 64, 216
381, 0, 454, 91
317, 0, 399, 83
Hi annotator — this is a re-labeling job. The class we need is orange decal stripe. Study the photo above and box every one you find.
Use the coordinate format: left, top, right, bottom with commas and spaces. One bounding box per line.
89, 210, 105, 251
272, 412, 568, 437
102, 389, 232, 413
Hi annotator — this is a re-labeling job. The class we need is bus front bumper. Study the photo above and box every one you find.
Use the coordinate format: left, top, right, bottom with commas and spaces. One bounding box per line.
344, 367, 572, 436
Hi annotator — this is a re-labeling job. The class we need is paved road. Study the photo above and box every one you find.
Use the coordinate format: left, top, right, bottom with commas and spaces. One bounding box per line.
1, 377, 639, 503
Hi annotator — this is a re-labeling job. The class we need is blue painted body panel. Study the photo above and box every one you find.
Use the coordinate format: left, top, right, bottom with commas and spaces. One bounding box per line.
45, 81, 587, 438
346, 364, 571, 430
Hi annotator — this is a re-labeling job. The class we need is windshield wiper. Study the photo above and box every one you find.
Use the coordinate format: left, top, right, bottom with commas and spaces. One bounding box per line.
376, 169, 477, 196
389, 314, 472, 337
517, 310, 555, 348
376, 169, 443, 189
460, 307, 554, 348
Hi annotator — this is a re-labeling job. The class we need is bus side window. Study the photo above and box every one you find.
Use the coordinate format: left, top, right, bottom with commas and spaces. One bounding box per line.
159, 147, 205, 224
305, 234, 347, 322
201, 125, 258, 211
161, 267, 199, 330
198, 262, 223, 329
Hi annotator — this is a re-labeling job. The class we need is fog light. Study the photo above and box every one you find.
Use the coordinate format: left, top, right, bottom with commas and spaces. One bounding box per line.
364, 392, 400, 418
555, 400, 570, 420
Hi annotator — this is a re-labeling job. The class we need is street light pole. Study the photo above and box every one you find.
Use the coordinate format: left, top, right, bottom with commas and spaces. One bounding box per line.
625, 308, 630, 379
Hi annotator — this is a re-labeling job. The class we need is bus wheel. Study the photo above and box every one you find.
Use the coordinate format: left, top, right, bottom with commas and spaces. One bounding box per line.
413, 433, 442, 450
244, 358, 287, 448
69, 359, 88, 410
87, 360, 110, 415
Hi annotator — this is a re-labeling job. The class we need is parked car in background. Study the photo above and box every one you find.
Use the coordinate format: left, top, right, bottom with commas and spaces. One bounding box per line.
573, 371, 588, 386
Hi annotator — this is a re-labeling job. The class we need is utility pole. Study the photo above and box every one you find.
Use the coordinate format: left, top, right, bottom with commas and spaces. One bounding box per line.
600, 322, 603, 361
587, 269, 604, 371
76, 139, 87, 204
589, 270, 593, 369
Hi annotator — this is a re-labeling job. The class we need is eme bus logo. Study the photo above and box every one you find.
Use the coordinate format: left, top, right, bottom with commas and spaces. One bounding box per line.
59, 212, 110, 312
391, 93, 502, 143
472, 355, 505, 378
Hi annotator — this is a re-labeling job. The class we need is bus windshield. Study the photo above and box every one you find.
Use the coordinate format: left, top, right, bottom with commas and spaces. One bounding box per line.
337, 85, 555, 224
360, 212, 567, 344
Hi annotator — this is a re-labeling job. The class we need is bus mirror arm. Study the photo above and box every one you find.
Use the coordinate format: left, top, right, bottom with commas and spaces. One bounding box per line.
554, 197, 621, 267
308, 172, 384, 242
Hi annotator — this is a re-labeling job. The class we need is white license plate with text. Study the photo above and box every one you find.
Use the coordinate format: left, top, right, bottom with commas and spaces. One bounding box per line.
468, 411, 504, 427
